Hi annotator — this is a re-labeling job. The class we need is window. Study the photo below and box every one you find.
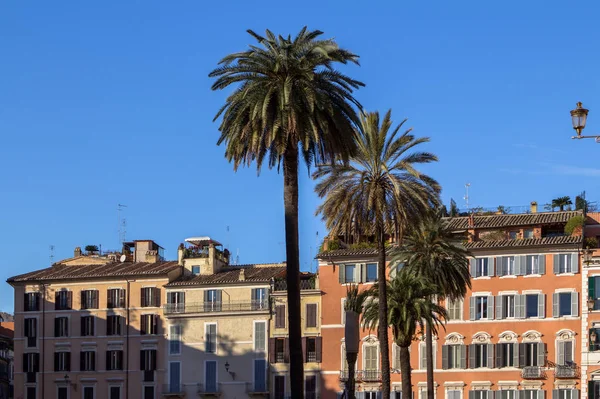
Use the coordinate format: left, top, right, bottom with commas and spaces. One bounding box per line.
54, 352, 70, 372
524, 229, 534, 239
169, 325, 182, 355
80, 351, 96, 371
498, 256, 515, 276
469, 343, 492, 368
166, 291, 185, 313
205, 323, 217, 353
341, 299, 347, 324
80, 290, 98, 309
470, 296, 493, 320
54, 317, 69, 337
306, 304, 318, 328
144, 386, 155, 399
366, 263, 378, 282
107, 289, 125, 308
205, 360, 217, 393
442, 344, 466, 369
305, 337, 320, 362
169, 362, 181, 393
26, 387, 36, 399
140, 349, 157, 371
24, 292, 40, 312
363, 344, 378, 379
590, 383, 600, 399
520, 342, 545, 367
54, 290, 72, 310
392, 343, 402, 370
589, 276, 600, 310
141, 314, 158, 335
81, 316, 95, 336
106, 350, 123, 371
204, 290, 222, 312
141, 288, 161, 307
24, 318, 37, 347
447, 390, 461, 399
275, 305, 286, 328
553, 390, 578, 399
273, 338, 287, 363
305, 375, 317, 399
520, 390, 543, 399
471, 258, 492, 277
251, 288, 268, 310
470, 391, 493, 399
554, 253, 578, 274
254, 321, 266, 352
342, 264, 356, 283
274, 375, 285, 399
497, 390, 517, 399
254, 359, 267, 392
553, 292, 578, 317
23, 352, 40, 373
419, 341, 436, 370
83, 387, 94, 399
524, 294, 544, 318
447, 298, 463, 320
496, 343, 516, 367
192, 266, 200, 275
110, 386, 121, 399
58, 387, 68, 399
364, 392, 380, 399
497, 295, 516, 319
107, 315, 123, 335
557, 341, 573, 366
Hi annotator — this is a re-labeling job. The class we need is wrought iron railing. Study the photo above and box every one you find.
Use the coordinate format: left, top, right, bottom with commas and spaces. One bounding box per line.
164, 299, 269, 314
306, 351, 317, 362
338, 370, 380, 382
197, 382, 220, 394
273, 279, 316, 291
522, 366, 544, 379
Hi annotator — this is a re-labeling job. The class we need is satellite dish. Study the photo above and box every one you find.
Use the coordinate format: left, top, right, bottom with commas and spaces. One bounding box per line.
120, 254, 127, 262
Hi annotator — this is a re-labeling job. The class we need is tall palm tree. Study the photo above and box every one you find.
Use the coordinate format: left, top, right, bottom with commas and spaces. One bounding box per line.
552, 196, 572, 211
314, 110, 440, 398
209, 27, 364, 398
362, 269, 447, 399
397, 209, 471, 399
344, 285, 369, 399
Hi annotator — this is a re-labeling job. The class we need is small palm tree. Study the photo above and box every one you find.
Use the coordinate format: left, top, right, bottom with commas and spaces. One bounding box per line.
314, 110, 440, 398
343, 285, 369, 399
210, 27, 363, 398
397, 209, 471, 399
552, 196, 572, 211
362, 269, 447, 399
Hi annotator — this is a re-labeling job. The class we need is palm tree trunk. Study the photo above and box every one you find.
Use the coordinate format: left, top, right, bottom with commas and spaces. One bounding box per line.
426, 326, 434, 399
347, 352, 358, 399
283, 144, 304, 399
376, 218, 391, 398
400, 345, 412, 399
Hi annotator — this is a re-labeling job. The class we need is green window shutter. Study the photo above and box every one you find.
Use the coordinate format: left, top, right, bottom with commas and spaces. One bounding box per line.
537, 343, 546, 367
590, 277, 597, 300
512, 343, 519, 367
495, 343, 503, 367
469, 297, 476, 320
552, 390, 558, 399
515, 256, 523, 275
339, 265, 345, 284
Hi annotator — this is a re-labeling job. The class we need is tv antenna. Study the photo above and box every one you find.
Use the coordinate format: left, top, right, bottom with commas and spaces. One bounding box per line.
464, 183, 471, 212
117, 204, 128, 245
49, 245, 55, 265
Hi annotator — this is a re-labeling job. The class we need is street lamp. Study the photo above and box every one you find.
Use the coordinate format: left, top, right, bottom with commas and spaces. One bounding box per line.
570, 102, 600, 142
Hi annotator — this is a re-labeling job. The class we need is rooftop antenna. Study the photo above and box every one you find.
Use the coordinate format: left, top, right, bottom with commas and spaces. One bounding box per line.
49, 245, 55, 265
315, 231, 320, 272
464, 183, 471, 212
117, 204, 127, 246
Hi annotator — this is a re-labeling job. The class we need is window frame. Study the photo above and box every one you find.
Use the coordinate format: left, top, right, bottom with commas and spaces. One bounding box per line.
205, 323, 217, 354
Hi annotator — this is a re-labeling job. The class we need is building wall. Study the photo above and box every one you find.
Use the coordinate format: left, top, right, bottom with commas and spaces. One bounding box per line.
320, 248, 582, 399
12, 277, 173, 399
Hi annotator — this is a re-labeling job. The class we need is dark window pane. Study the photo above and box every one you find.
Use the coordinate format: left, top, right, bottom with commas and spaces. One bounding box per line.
559, 293, 571, 316
526, 295, 538, 318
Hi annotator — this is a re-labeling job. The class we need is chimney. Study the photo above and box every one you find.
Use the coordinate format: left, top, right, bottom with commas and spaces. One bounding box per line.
530, 201, 538, 213
178, 243, 185, 266
74, 247, 82, 257
239, 269, 245, 281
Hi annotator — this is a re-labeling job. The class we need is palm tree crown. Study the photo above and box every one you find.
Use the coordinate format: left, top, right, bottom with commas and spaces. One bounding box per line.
210, 27, 364, 171
552, 196, 573, 212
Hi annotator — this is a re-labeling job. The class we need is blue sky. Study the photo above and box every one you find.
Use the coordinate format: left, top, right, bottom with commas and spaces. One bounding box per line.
1, 1, 600, 311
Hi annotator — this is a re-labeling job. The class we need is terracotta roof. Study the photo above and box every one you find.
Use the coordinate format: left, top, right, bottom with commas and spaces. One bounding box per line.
0, 322, 14, 339
7, 261, 180, 283
464, 235, 582, 250
317, 247, 394, 259
443, 211, 581, 230
166, 265, 286, 287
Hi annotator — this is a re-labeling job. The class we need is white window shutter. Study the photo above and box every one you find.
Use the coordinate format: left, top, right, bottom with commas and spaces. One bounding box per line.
571, 292, 579, 317
496, 296, 503, 320
538, 255, 546, 275
488, 258, 495, 276
487, 296, 494, 320
553, 293, 559, 318
538, 294, 545, 318
572, 253, 579, 274
557, 341, 565, 365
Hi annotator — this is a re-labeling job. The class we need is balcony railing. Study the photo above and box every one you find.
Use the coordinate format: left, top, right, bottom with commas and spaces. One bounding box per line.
306, 351, 317, 362
164, 299, 269, 315
338, 370, 380, 382
273, 279, 316, 291
162, 384, 184, 395
555, 364, 578, 378
197, 382, 221, 396
522, 366, 544, 379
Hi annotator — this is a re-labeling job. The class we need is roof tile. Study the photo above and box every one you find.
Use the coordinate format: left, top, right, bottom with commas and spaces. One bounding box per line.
165, 265, 286, 286
464, 235, 582, 250
444, 211, 581, 230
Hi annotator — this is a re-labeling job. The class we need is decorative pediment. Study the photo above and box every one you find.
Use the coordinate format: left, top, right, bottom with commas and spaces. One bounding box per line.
445, 333, 465, 345
362, 334, 378, 344
498, 331, 519, 343
555, 329, 576, 340
472, 332, 492, 343
522, 330, 543, 342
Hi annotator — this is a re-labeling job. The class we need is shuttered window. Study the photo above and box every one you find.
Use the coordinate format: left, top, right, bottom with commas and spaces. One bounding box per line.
497, 256, 515, 276
254, 321, 266, 352
275, 305, 286, 328
306, 304, 318, 328
519, 342, 546, 367
54, 317, 69, 337
442, 344, 466, 369
554, 253, 579, 274
55, 290, 72, 310
447, 299, 462, 320
107, 289, 125, 308
419, 342, 436, 370
468, 343, 493, 368
553, 292, 578, 317
80, 351, 96, 371
205, 361, 217, 392
364, 345, 378, 371
141, 288, 161, 307
392, 344, 402, 370
24, 318, 37, 348
557, 341, 573, 366
470, 296, 494, 320
169, 325, 182, 355
106, 315, 123, 336
53, 352, 70, 372
498, 390, 518, 399
447, 391, 461, 399
470, 258, 493, 277
81, 316, 95, 336
24, 292, 40, 312
552, 389, 579, 399
205, 323, 217, 354
496, 343, 517, 367
80, 290, 99, 309
106, 350, 124, 371
140, 349, 157, 371
141, 314, 158, 335
254, 359, 267, 392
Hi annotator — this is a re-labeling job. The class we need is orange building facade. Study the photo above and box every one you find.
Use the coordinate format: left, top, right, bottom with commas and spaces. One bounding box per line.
319, 210, 590, 399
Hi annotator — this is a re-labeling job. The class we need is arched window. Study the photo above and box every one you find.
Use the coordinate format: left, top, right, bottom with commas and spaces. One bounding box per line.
521, 330, 545, 369
497, 331, 518, 368
469, 332, 492, 368
362, 335, 379, 378
555, 329, 576, 367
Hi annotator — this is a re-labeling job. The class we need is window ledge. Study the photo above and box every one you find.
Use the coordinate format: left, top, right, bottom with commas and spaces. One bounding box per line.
473, 277, 492, 280
524, 274, 542, 278
499, 275, 518, 279
556, 273, 576, 277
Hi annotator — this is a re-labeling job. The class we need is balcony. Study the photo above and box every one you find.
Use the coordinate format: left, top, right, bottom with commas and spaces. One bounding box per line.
339, 370, 348, 382
338, 370, 380, 382
555, 363, 578, 378
162, 384, 185, 396
164, 300, 269, 315
273, 279, 316, 291
522, 366, 545, 379
197, 382, 221, 397
306, 351, 317, 363
246, 382, 268, 397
